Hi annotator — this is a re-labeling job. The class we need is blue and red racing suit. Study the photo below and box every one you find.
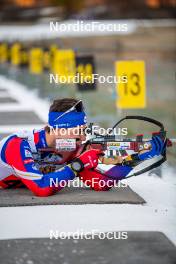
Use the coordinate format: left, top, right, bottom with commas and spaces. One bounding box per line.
0, 129, 76, 196
0, 128, 165, 196
0, 128, 120, 196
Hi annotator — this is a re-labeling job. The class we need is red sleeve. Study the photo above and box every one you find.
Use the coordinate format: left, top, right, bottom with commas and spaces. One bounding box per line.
5, 136, 57, 196
79, 169, 113, 191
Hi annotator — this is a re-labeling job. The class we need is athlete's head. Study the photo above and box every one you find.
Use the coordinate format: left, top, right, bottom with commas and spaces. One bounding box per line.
45, 98, 87, 148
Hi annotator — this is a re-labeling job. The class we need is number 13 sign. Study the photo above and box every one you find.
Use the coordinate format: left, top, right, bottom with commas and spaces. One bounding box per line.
115, 61, 146, 109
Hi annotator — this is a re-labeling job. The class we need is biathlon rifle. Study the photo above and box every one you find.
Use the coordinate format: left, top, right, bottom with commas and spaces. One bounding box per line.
86, 115, 174, 178
37, 116, 174, 177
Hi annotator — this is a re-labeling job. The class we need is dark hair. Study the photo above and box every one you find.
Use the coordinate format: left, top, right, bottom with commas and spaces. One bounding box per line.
49, 98, 81, 112
45, 98, 83, 133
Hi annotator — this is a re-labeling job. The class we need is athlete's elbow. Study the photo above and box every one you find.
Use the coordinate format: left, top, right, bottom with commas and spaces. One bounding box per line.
31, 186, 56, 197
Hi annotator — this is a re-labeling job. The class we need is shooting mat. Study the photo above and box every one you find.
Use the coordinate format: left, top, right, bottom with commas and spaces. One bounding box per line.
0, 232, 175, 264
0, 185, 145, 207
0, 111, 43, 125
0, 97, 18, 103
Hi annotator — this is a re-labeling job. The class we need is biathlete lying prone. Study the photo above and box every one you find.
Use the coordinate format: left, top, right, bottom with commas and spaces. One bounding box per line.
0, 98, 166, 196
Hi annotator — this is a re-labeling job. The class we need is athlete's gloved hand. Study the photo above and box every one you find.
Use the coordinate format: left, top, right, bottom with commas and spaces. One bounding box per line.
71, 149, 104, 172
138, 136, 166, 161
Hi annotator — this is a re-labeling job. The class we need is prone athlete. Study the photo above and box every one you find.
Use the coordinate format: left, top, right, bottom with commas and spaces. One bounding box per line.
0, 98, 165, 196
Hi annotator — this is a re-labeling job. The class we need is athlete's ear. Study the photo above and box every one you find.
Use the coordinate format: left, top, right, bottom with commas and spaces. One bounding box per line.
44, 125, 50, 134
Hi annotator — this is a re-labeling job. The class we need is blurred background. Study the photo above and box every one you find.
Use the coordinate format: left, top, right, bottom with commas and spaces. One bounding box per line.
0, 0, 175, 169
0, 0, 175, 21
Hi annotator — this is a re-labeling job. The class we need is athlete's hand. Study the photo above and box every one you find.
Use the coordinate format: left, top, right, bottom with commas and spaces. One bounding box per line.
138, 136, 166, 161
78, 149, 104, 170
